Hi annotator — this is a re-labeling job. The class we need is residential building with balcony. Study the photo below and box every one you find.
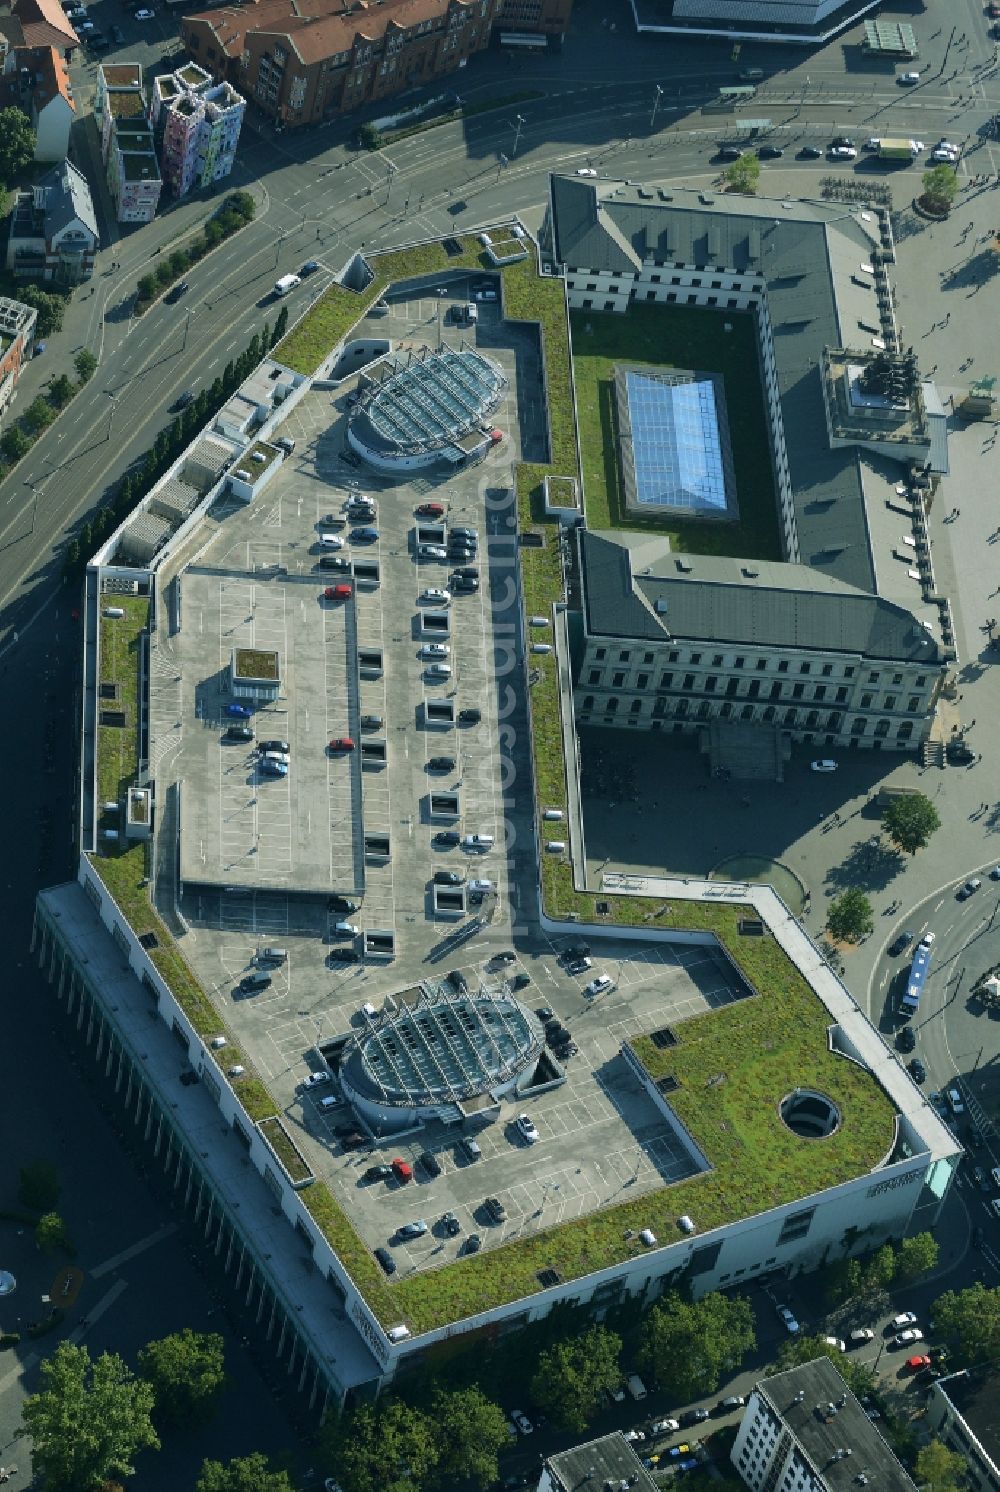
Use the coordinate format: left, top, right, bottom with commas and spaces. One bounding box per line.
6, 157, 97, 283
179, 0, 497, 128
96, 65, 161, 223
0, 295, 37, 419
148, 62, 244, 197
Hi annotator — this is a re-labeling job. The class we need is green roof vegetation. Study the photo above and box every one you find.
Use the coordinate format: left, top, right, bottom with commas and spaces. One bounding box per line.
259, 1116, 313, 1186
276, 237, 487, 376
233, 646, 279, 680
88, 232, 900, 1340
96, 594, 148, 808
571, 304, 783, 559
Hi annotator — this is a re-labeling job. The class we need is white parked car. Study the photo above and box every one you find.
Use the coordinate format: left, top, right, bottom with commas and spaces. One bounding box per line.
651, 1419, 681, 1435
468, 878, 494, 894
418, 544, 448, 560
895, 1328, 924, 1346
425, 663, 452, 680
515, 1113, 539, 1144
777, 1305, 800, 1334
891, 1312, 918, 1329
899, 70, 920, 84
584, 974, 614, 997
829, 146, 857, 159
576, 167, 597, 177
320, 533, 344, 549
420, 588, 450, 604
822, 1335, 846, 1352
511, 1410, 534, 1435
810, 759, 837, 772
623, 1429, 645, 1443
333, 921, 360, 937
135, 6, 155, 15
302, 1071, 331, 1090
932, 147, 959, 162
419, 643, 451, 659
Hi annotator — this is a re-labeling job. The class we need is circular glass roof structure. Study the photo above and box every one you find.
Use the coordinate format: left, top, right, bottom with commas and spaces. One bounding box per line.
349, 345, 507, 460
339, 987, 541, 1117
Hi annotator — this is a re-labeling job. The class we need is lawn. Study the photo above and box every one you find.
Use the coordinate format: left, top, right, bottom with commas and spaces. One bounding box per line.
571, 304, 783, 560
96, 594, 149, 807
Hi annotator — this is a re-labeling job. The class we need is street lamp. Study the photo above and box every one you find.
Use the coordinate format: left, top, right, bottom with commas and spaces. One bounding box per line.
510, 114, 526, 157
650, 84, 663, 130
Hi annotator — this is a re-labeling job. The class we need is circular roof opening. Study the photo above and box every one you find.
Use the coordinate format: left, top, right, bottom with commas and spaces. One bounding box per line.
0, 1270, 16, 1297
780, 1088, 841, 1140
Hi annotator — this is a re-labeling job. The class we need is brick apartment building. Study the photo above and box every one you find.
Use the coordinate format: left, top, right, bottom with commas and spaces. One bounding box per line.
181, 0, 503, 127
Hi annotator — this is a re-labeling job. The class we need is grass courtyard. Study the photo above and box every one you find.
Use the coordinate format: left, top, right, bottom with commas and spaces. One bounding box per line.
571, 303, 783, 560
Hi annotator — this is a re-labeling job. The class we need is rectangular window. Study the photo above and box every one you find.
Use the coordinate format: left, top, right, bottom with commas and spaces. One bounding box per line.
869, 671, 879, 683
836, 686, 848, 703
884, 695, 896, 710
712, 654, 724, 667
861, 692, 873, 709
595, 647, 606, 661
792, 683, 804, 699
619, 650, 630, 663
777, 1207, 815, 1244
799, 661, 811, 674
668, 650, 679, 663
588, 669, 601, 685
821, 663, 832, 676
777, 660, 789, 674
908, 696, 920, 711
705, 676, 717, 693
612, 672, 626, 687
659, 672, 673, 689
683, 674, 695, 691
691, 653, 702, 664
636, 673, 649, 689
643, 652, 654, 665
734, 656, 745, 669
844, 666, 855, 678
756, 657, 767, 671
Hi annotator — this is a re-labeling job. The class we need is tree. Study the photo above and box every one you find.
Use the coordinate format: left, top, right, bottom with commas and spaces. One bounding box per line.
882, 793, 941, 854
827, 886, 873, 944
0, 106, 36, 180
169, 248, 190, 277
49, 373, 74, 408
19, 1158, 59, 1210
196, 1453, 295, 1492
2, 424, 31, 462
21, 1341, 159, 1491
226, 190, 256, 221
921, 164, 958, 214
359, 122, 383, 150
35, 1211, 71, 1253
429, 1386, 509, 1488
932, 1283, 1000, 1364
914, 1440, 967, 1492
272, 304, 289, 344
138, 1328, 226, 1425
325, 1400, 439, 1492
723, 152, 760, 194
137, 274, 156, 302
23, 396, 54, 434
639, 1291, 756, 1402
62, 538, 81, 575
75, 348, 98, 383
18, 285, 67, 337
862, 1243, 897, 1296
530, 1324, 622, 1432
824, 1257, 863, 1307
896, 1232, 939, 1282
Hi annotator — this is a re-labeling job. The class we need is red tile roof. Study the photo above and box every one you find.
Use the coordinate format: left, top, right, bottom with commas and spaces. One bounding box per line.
12, 0, 79, 51
187, 0, 467, 66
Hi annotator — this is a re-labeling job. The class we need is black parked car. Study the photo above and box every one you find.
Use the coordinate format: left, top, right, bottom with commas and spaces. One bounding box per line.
419, 1150, 442, 1177
896, 1025, 916, 1052
681, 1408, 710, 1427
459, 708, 481, 724
434, 830, 461, 847
165, 280, 189, 304
224, 725, 253, 742
907, 1058, 926, 1084
374, 1246, 396, 1275
434, 869, 463, 886
328, 948, 361, 963
363, 1165, 393, 1182
428, 756, 456, 772
757, 145, 784, 159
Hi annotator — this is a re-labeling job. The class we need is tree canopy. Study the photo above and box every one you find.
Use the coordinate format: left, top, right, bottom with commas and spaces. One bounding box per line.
18, 1158, 59, 1210
921, 165, 958, 213
138, 1328, 227, 1425
196, 1452, 295, 1492
325, 1400, 439, 1492
772, 1335, 874, 1399
881, 793, 941, 854
932, 1283, 1000, 1364
531, 1325, 623, 1432
914, 1440, 967, 1492
827, 886, 873, 944
17, 284, 67, 337
0, 105, 36, 180
723, 152, 760, 194
429, 1386, 509, 1488
21, 1341, 159, 1490
639, 1290, 756, 1401
896, 1232, 939, 1282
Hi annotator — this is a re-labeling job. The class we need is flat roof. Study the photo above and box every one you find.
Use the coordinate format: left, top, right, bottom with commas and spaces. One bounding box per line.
548, 1434, 658, 1492
757, 1358, 919, 1492
934, 1371, 1000, 1473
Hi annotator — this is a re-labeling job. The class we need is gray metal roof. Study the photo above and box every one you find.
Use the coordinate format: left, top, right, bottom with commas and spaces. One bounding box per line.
550, 177, 891, 595
547, 1433, 659, 1492
758, 1357, 919, 1492
36, 158, 98, 240
581, 530, 942, 664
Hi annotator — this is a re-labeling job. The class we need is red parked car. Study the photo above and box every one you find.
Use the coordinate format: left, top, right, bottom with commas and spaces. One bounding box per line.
907, 1354, 931, 1372
391, 1158, 413, 1183
324, 583, 352, 600
329, 737, 355, 752
416, 501, 445, 517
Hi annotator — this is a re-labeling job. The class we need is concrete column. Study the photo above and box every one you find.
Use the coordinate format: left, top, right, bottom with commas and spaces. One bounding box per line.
265, 1297, 277, 1337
